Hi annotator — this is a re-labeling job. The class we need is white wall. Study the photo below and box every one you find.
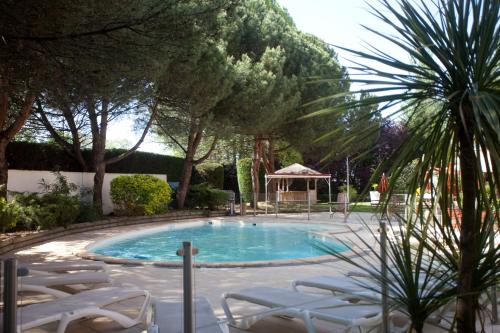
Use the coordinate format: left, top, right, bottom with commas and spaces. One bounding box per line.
7, 170, 167, 214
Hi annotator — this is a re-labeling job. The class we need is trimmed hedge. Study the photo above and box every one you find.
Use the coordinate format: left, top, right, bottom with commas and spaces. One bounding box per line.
185, 183, 228, 210
236, 158, 252, 202
110, 175, 173, 216
236, 158, 265, 202
194, 162, 224, 189
7, 141, 185, 181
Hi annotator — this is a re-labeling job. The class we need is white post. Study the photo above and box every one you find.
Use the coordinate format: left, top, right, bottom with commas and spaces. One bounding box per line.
306, 178, 310, 220
328, 177, 332, 217
345, 156, 350, 214
380, 220, 389, 333
265, 176, 268, 215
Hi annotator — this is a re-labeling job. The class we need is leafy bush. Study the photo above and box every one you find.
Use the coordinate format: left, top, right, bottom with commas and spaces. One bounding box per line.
10, 173, 81, 230
338, 184, 358, 202
110, 175, 173, 216
76, 203, 103, 223
37, 194, 80, 229
0, 198, 23, 231
186, 183, 229, 210
195, 162, 224, 189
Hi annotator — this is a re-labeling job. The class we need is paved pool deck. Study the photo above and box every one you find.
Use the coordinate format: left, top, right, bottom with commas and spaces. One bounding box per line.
5, 212, 500, 333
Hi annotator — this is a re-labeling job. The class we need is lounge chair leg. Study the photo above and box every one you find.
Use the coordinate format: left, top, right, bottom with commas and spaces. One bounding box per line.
221, 294, 237, 326
302, 310, 317, 333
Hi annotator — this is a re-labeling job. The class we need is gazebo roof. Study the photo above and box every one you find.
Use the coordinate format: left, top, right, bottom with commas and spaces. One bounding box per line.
266, 163, 330, 179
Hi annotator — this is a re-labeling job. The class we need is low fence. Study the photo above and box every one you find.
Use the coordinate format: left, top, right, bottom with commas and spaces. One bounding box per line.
7, 170, 167, 214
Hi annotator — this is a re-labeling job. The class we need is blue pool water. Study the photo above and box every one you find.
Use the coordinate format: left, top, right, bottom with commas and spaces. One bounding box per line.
91, 222, 347, 263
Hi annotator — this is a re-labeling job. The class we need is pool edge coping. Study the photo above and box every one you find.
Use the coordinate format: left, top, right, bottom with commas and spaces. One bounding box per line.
77, 218, 365, 268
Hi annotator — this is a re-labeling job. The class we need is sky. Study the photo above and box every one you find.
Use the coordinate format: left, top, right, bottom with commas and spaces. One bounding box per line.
108, 0, 409, 154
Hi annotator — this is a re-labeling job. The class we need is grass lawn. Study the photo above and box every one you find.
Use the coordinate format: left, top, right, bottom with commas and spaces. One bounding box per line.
349, 202, 376, 213
315, 201, 376, 213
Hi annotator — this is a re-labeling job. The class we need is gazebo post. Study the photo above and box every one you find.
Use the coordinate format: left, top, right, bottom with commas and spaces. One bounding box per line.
306, 178, 310, 220
345, 156, 350, 215
265, 176, 268, 215
328, 177, 332, 216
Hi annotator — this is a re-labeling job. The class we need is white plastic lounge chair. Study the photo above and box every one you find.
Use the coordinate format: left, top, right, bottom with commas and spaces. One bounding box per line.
370, 191, 380, 208
148, 297, 228, 333
221, 287, 381, 333
0, 287, 150, 333
19, 271, 112, 298
292, 275, 381, 302
24, 260, 108, 274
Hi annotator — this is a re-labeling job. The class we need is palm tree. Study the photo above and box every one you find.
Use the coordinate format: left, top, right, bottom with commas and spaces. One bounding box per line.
309, 1, 499, 332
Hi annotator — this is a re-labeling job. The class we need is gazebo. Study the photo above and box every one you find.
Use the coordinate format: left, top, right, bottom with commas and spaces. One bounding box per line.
264, 163, 331, 219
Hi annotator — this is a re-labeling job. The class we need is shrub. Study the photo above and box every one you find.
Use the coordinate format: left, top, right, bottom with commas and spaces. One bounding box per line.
110, 175, 173, 216
0, 198, 23, 231
186, 183, 229, 210
195, 162, 224, 189
37, 194, 80, 229
76, 203, 103, 223
338, 184, 358, 202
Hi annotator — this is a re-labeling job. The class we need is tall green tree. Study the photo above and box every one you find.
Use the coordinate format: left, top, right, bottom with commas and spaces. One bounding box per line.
0, 0, 225, 199
311, 1, 499, 331
154, 40, 235, 208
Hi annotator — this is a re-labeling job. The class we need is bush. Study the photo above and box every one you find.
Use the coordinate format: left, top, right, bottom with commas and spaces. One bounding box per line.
37, 194, 80, 229
76, 203, 103, 223
7, 173, 82, 230
186, 183, 229, 210
195, 162, 224, 189
338, 184, 358, 202
0, 198, 23, 231
110, 175, 173, 216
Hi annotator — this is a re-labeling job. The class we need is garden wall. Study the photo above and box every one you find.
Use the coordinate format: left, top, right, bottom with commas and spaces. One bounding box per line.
7, 170, 167, 214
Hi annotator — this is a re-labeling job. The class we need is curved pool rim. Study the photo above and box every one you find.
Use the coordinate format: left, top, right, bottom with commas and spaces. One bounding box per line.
79, 218, 360, 268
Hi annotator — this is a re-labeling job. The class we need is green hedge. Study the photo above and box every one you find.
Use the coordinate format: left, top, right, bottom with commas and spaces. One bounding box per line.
236, 158, 252, 202
185, 183, 228, 210
110, 175, 173, 216
7, 141, 185, 181
236, 158, 265, 202
194, 162, 224, 189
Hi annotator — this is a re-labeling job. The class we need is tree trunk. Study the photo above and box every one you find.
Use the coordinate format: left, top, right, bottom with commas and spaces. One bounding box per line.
456, 109, 478, 333
251, 137, 262, 208
176, 119, 204, 209
89, 98, 108, 212
0, 139, 9, 199
176, 154, 195, 209
93, 162, 106, 209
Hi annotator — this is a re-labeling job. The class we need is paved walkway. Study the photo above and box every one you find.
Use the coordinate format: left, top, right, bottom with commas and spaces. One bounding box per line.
5, 212, 499, 333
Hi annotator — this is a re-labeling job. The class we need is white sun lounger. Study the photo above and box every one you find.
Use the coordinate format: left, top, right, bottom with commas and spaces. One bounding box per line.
292, 275, 381, 302
221, 287, 381, 333
148, 297, 228, 333
0, 287, 150, 333
24, 260, 108, 274
19, 271, 112, 298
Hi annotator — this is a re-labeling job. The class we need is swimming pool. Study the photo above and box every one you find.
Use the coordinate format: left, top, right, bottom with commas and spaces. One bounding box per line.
90, 221, 348, 265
